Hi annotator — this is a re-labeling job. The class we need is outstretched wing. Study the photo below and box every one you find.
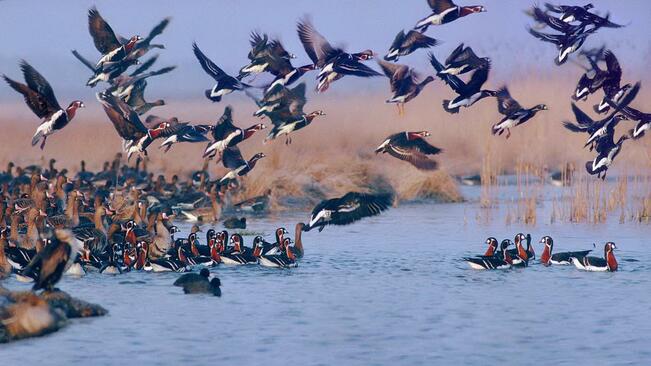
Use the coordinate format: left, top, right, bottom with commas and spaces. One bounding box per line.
496, 86, 523, 115
528, 27, 562, 45
297, 18, 340, 67
386, 144, 440, 170
20, 61, 61, 111
88, 7, 121, 54
427, 0, 457, 13
193, 42, 227, 81
222, 146, 246, 169
144, 17, 170, 43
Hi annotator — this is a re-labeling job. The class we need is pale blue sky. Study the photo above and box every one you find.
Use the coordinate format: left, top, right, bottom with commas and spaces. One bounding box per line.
0, 0, 649, 100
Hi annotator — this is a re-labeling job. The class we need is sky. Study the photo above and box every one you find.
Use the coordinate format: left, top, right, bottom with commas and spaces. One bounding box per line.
0, 0, 649, 101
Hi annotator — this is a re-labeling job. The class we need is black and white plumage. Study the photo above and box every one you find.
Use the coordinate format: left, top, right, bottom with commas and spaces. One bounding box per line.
570, 242, 618, 272
203, 106, 265, 159
219, 147, 265, 183
5, 246, 37, 272
429, 52, 495, 114
572, 50, 617, 101
193, 42, 249, 102
124, 17, 170, 60
254, 83, 307, 118
464, 239, 513, 270
375, 131, 443, 170
306, 192, 393, 232
492, 87, 547, 138
3, 61, 84, 149
585, 133, 627, 180
21, 230, 84, 291
98, 93, 184, 159
87, 7, 142, 68
72, 48, 140, 87
239, 32, 295, 78
414, 0, 486, 32
257, 238, 298, 269
528, 25, 598, 65
441, 43, 489, 76
595, 51, 629, 114
539, 236, 592, 266
159, 124, 211, 153
377, 60, 434, 115
621, 106, 651, 140
384, 30, 439, 62
265, 111, 325, 144
563, 82, 638, 149
297, 18, 379, 93
544, 3, 624, 28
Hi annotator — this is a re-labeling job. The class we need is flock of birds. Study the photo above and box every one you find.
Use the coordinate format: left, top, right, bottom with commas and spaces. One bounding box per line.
0, 1, 647, 295
464, 233, 618, 272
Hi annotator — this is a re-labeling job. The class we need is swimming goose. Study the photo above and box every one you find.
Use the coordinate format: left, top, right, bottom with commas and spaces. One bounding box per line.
3, 61, 84, 150
570, 242, 618, 272
539, 236, 592, 266
375, 131, 442, 170
306, 192, 392, 232
464, 239, 512, 270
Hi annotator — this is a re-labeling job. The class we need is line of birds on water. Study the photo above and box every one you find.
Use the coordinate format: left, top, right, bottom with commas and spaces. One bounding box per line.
0, 1, 647, 295
464, 233, 618, 272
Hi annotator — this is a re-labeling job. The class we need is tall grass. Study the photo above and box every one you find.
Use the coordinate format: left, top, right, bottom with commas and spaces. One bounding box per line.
0, 75, 649, 212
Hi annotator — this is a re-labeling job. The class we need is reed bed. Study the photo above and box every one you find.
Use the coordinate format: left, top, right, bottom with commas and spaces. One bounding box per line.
0, 76, 649, 213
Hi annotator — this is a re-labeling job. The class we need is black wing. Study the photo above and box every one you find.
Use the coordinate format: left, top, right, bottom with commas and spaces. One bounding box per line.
144, 17, 170, 44
222, 146, 246, 169
130, 55, 159, 76
496, 86, 523, 115
71, 50, 98, 72
427, 0, 457, 13
528, 27, 563, 45
297, 18, 340, 67
20, 61, 61, 111
308, 192, 392, 230
603, 50, 621, 80
88, 7, 122, 54
571, 103, 594, 125
428, 52, 466, 93
193, 42, 228, 81
464, 62, 490, 93
211, 106, 237, 140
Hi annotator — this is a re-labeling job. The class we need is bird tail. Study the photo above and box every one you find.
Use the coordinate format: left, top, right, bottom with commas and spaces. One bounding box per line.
491, 124, 500, 136
31, 130, 44, 147
562, 121, 585, 133
442, 100, 460, 114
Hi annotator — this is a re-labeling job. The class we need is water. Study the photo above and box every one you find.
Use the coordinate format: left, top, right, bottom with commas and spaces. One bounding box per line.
2, 186, 651, 365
